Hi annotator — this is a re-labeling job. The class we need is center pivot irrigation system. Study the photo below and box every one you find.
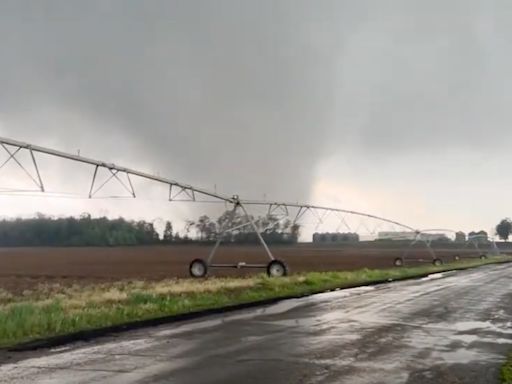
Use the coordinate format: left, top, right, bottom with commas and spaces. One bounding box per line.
393, 229, 500, 267
0, 136, 494, 277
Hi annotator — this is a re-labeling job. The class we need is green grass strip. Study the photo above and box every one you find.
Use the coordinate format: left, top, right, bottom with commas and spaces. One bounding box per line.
502, 352, 512, 383
0, 256, 510, 348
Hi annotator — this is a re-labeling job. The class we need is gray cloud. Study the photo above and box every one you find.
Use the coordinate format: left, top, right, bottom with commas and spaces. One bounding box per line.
1, 1, 512, 231
0, 0, 349, 202
328, 1, 512, 155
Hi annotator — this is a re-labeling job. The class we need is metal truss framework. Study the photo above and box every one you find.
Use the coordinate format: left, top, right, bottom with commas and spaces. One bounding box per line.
0, 142, 45, 192
462, 234, 501, 256
397, 229, 501, 267
0, 136, 438, 275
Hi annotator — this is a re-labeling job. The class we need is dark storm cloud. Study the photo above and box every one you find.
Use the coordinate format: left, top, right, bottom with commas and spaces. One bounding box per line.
0, 0, 349, 202
0, 0, 511, 206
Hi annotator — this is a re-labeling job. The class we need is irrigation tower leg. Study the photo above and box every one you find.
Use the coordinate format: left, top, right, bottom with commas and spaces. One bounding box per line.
403, 237, 438, 265
207, 238, 222, 264
491, 240, 501, 256
206, 203, 239, 264
425, 240, 436, 259
196, 201, 277, 278
239, 202, 275, 261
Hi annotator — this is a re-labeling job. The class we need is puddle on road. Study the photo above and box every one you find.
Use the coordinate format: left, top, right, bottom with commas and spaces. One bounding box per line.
451, 333, 512, 345
451, 320, 512, 334
419, 273, 445, 281
155, 287, 378, 338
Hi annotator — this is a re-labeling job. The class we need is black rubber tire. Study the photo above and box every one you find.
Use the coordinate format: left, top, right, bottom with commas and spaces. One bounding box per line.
394, 257, 404, 267
433, 258, 443, 267
453, 254, 460, 262
480, 254, 488, 260
189, 258, 208, 278
266, 260, 288, 277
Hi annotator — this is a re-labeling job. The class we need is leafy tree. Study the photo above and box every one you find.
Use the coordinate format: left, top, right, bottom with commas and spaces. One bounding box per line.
496, 219, 512, 241
290, 223, 301, 241
195, 215, 217, 241
163, 221, 173, 243
213, 210, 299, 244
184, 220, 195, 237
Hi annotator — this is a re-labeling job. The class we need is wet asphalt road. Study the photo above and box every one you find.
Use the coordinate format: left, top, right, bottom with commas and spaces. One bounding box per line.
1, 263, 512, 384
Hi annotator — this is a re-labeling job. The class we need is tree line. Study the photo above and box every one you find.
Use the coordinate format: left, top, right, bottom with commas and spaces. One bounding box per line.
0, 211, 300, 247
0, 213, 160, 246
165, 209, 300, 245
4, 213, 511, 246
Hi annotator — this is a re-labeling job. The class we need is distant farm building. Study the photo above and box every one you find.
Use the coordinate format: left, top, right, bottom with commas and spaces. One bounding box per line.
312, 232, 360, 243
378, 231, 417, 240
455, 231, 466, 243
378, 231, 450, 242
468, 231, 489, 244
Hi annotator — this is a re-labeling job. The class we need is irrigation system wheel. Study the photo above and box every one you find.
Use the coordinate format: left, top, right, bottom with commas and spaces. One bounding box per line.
453, 254, 461, 262
393, 257, 404, 267
480, 254, 488, 260
189, 258, 208, 278
266, 260, 288, 277
432, 258, 443, 267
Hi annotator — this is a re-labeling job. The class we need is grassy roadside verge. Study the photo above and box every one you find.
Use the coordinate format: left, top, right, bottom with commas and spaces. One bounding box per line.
502, 353, 512, 383
0, 257, 510, 349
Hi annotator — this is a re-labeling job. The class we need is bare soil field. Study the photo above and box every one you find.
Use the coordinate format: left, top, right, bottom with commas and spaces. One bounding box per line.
0, 242, 502, 294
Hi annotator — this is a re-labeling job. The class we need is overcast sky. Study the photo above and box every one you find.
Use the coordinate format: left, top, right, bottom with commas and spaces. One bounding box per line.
0, 0, 511, 236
